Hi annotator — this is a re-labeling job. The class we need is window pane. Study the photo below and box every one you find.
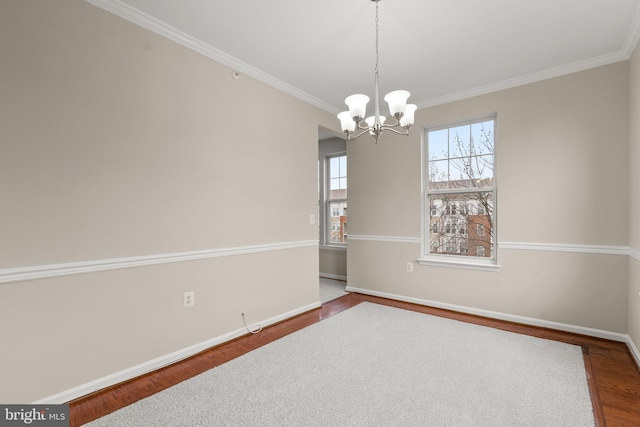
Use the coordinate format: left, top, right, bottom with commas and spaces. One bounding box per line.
428, 129, 449, 161
450, 124, 470, 159
471, 120, 494, 157
428, 192, 494, 258
328, 201, 347, 243
474, 154, 494, 186
428, 122, 494, 188
340, 156, 347, 176
329, 157, 340, 179
449, 157, 471, 184
428, 160, 449, 190
328, 154, 347, 197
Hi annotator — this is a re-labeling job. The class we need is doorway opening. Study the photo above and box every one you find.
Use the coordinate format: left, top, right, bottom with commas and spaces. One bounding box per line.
318, 127, 347, 303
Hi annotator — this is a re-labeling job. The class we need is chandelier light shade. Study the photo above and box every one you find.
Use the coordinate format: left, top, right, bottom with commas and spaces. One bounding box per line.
345, 94, 370, 120
337, 0, 416, 144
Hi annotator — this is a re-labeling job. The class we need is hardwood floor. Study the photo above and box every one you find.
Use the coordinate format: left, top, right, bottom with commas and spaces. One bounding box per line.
69, 292, 640, 426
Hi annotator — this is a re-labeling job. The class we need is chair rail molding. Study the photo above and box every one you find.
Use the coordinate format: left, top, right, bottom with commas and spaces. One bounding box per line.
0, 240, 318, 285
349, 235, 630, 255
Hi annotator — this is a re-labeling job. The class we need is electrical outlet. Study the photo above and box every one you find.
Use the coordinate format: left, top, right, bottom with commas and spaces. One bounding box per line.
184, 291, 195, 308
406, 262, 414, 273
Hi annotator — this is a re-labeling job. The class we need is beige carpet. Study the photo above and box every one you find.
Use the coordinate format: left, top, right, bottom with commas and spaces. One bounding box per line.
85, 302, 594, 426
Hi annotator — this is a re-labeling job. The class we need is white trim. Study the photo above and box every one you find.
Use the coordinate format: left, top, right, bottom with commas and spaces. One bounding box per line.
345, 286, 630, 343
85, 1, 640, 117
348, 236, 631, 257
416, 257, 500, 272
33, 301, 321, 404
0, 240, 318, 285
348, 235, 421, 245
415, 51, 628, 110
627, 336, 640, 370
499, 242, 629, 256
84, 0, 339, 115
319, 273, 347, 282
623, 3, 640, 58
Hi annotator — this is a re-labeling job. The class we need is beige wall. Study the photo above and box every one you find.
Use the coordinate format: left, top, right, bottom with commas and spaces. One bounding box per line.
319, 247, 347, 279
629, 43, 640, 353
0, 0, 334, 403
348, 61, 630, 333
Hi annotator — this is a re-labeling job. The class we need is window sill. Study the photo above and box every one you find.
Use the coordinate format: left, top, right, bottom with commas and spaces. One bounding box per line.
417, 257, 500, 272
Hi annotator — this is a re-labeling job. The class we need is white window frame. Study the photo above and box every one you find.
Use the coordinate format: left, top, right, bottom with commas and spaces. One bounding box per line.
418, 115, 499, 271
324, 152, 347, 247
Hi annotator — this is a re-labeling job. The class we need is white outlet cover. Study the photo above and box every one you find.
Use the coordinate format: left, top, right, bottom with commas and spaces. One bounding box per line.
184, 291, 195, 307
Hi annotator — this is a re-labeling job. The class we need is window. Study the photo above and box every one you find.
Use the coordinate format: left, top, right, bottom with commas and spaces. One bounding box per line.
326, 153, 347, 244
421, 116, 496, 269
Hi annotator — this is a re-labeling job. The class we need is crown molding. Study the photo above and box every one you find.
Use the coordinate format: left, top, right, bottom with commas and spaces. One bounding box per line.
415, 50, 629, 110
623, 3, 640, 58
84, 0, 340, 115
86, 0, 639, 116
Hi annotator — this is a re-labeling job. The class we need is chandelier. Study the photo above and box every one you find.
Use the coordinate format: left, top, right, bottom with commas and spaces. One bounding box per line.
337, 0, 417, 144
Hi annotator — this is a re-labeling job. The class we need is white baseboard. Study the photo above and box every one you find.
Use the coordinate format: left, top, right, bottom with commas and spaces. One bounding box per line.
349, 283, 639, 368
346, 286, 630, 343
627, 335, 640, 369
319, 273, 347, 281
33, 301, 321, 404
31, 286, 640, 404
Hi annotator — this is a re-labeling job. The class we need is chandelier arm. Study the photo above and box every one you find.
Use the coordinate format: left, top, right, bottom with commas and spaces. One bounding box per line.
383, 114, 401, 127
380, 126, 409, 136
348, 128, 375, 140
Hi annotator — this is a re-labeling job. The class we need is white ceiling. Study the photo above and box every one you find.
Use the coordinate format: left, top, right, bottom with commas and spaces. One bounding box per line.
89, 0, 640, 115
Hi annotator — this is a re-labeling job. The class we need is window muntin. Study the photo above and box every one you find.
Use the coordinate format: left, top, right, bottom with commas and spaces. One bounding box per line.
423, 116, 496, 264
